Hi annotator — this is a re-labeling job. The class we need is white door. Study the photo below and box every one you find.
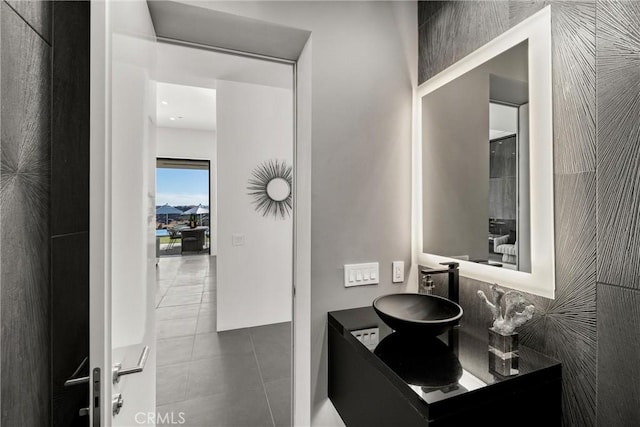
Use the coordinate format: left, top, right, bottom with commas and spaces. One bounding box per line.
90, 1, 158, 426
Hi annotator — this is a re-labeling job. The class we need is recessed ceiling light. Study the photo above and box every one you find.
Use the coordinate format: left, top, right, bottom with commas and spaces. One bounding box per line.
169, 117, 176, 121
161, 101, 168, 105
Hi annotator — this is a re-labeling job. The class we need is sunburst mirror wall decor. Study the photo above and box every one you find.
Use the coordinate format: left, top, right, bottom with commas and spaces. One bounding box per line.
247, 159, 293, 219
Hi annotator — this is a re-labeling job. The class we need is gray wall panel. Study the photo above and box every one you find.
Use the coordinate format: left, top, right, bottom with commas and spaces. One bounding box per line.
595, 2, 640, 424
508, 0, 548, 27
418, 1, 508, 83
550, 2, 596, 175
0, 2, 51, 425
4, 0, 51, 44
597, 283, 640, 425
418, 0, 444, 27
519, 172, 597, 426
51, 232, 89, 427
50, 2, 91, 426
51, 0, 89, 236
596, 1, 640, 288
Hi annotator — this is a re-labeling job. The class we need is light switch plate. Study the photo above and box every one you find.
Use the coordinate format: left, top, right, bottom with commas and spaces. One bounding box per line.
232, 233, 245, 246
344, 263, 379, 287
392, 261, 404, 283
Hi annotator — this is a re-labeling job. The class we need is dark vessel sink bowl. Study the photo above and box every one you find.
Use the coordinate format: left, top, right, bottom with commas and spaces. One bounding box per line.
373, 293, 463, 336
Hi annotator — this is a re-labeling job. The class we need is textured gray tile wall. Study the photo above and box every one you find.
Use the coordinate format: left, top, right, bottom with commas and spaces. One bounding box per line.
509, 1, 597, 175
4, 0, 51, 44
548, 2, 596, 175
520, 172, 597, 425
596, 1, 640, 288
597, 283, 640, 426
1, 1, 90, 425
0, 2, 51, 425
418, 2, 509, 83
419, 1, 597, 425
595, 2, 640, 424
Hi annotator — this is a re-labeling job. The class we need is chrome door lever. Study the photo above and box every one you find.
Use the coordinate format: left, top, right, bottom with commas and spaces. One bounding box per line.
64, 357, 90, 387
112, 346, 150, 384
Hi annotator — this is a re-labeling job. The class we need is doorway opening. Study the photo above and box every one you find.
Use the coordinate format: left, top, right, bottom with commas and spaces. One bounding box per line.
153, 40, 294, 426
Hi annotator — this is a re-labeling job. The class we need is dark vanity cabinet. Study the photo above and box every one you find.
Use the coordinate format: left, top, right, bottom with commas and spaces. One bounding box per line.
328, 307, 561, 427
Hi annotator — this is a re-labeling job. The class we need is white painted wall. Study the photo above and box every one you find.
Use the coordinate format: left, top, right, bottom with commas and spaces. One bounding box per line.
155, 126, 218, 255
156, 126, 215, 159
216, 79, 293, 331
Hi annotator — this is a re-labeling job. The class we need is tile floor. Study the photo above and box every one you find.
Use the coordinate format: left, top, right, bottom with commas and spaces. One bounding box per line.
155, 255, 291, 427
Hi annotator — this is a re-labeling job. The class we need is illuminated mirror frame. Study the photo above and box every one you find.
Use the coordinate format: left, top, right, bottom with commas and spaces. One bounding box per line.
414, 6, 554, 298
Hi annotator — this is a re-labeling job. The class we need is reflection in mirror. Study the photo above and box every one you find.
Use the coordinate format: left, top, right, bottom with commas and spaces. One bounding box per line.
422, 41, 531, 272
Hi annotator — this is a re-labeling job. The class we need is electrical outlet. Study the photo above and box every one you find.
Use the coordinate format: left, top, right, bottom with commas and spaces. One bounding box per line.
351, 327, 380, 350
392, 261, 404, 283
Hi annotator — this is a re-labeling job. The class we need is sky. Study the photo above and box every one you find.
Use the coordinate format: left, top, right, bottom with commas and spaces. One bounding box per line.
156, 168, 209, 207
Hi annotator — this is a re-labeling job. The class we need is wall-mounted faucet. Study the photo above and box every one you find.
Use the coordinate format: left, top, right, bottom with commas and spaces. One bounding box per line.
419, 262, 460, 304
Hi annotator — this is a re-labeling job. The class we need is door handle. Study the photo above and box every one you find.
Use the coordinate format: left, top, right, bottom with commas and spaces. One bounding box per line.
63, 357, 93, 419
64, 361, 100, 425
64, 356, 90, 387
112, 346, 150, 384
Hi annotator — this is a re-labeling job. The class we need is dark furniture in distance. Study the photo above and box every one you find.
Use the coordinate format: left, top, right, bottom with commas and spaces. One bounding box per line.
328, 306, 562, 427
180, 227, 206, 253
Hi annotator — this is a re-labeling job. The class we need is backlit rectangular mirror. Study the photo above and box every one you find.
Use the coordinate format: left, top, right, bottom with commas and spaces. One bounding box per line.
415, 6, 555, 298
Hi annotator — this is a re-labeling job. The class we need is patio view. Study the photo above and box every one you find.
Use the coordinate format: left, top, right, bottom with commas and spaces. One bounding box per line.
156, 158, 211, 257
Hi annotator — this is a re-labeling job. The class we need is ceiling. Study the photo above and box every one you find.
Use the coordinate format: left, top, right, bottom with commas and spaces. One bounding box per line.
154, 41, 293, 131
147, 1, 310, 62
156, 82, 217, 131
155, 42, 293, 91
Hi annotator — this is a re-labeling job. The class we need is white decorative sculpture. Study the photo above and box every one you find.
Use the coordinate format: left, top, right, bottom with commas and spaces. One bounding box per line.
477, 284, 535, 335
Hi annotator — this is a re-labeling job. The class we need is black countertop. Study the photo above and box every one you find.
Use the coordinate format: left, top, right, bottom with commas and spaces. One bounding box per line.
328, 306, 561, 423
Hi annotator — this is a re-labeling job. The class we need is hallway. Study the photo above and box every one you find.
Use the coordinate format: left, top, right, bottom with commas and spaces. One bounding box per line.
155, 256, 291, 426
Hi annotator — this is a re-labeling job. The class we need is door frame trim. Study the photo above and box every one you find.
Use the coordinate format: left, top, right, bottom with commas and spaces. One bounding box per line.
89, 1, 113, 425
156, 36, 296, 65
